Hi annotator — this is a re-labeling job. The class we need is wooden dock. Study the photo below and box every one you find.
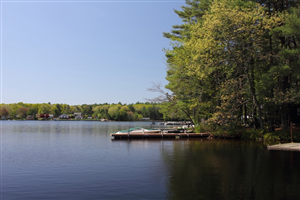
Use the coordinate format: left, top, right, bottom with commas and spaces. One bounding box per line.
267, 143, 300, 151
111, 132, 210, 139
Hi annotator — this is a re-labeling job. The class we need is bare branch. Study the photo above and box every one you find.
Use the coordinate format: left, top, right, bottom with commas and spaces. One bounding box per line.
145, 82, 172, 103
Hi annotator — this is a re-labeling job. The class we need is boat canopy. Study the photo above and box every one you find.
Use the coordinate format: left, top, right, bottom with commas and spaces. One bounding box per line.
117, 127, 142, 133
116, 127, 159, 133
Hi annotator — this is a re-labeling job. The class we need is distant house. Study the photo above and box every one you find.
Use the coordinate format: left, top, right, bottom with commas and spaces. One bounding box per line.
48, 114, 54, 118
74, 112, 82, 117
87, 116, 92, 119
142, 118, 150, 121
74, 112, 82, 119
27, 115, 34, 120
75, 115, 83, 119
2, 116, 11, 120
59, 114, 69, 119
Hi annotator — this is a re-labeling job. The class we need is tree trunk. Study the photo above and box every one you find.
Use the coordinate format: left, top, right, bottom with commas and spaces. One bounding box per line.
281, 103, 289, 130
244, 104, 247, 126
253, 101, 258, 129
267, 105, 275, 132
245, 68, 264, 129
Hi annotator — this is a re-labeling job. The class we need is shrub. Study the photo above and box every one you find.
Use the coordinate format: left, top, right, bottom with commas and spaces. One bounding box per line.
194, 125, 201, 133
263, 133, 280, 141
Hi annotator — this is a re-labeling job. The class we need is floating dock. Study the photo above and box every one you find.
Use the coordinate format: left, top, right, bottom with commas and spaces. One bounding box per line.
267, 143, 300, 151
111, 132, 210, 139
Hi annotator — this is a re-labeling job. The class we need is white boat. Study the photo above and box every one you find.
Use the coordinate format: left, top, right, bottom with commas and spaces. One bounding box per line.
164, 121, 184, 125
113, 127, 160, 134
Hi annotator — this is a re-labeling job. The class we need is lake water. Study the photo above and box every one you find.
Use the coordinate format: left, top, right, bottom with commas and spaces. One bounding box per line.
1, 121, 300, 200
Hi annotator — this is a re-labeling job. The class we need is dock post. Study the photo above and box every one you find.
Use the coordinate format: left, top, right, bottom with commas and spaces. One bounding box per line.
290, 121, 293, 143
128, 125, 130, 138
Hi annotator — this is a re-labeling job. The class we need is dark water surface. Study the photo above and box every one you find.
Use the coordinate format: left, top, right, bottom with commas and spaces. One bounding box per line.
1, 121, 300, 200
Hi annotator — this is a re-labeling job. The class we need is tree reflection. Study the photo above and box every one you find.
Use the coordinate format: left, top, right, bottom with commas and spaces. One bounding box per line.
161, 139, 300, 200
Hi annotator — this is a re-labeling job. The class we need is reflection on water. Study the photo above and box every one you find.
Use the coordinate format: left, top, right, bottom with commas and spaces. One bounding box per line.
1, 121, 300, 199
162, 139, 300, 200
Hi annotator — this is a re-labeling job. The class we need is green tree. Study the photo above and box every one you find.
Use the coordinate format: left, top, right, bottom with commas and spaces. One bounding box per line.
38, 104, 51, 114
50, 104, 62, 117
108, 105, 121, 120
188, 0, 285, 129
80, 104, 93, 116
61, 104, 71, 114
100, 105, 110, 119
128, 104, 135, 113
27, 106, 38, 116
270, 5, 300, 129
119, 105, 130, 121
93, 106, 102, 118
160, 0, 215, 125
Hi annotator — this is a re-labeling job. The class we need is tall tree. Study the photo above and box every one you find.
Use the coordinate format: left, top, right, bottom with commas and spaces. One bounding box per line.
161, 0, 214, 125
187, 0, 284, 129
38, 104, 51, 115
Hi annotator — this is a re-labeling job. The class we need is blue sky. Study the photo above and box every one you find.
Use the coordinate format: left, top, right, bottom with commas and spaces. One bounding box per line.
1, 0, 185, 105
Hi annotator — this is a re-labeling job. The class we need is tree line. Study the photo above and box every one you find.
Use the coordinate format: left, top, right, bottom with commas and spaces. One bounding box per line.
161, 0, 300, 132
0, 102, 189, 121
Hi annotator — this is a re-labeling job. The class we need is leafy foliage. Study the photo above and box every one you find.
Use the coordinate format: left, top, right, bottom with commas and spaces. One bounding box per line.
162, 0, 300, 136
0, 102, 165, 121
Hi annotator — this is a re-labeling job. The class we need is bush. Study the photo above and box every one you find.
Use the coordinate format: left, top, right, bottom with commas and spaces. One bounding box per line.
194, 125, 201, 133
263, 133, 280, 141
272, 130, 300, 142
240, 129, 262, 140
